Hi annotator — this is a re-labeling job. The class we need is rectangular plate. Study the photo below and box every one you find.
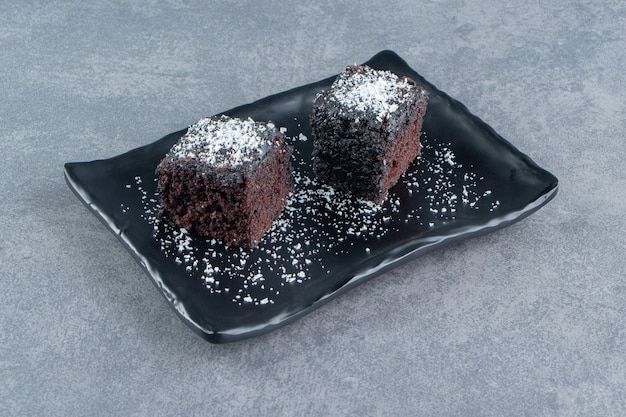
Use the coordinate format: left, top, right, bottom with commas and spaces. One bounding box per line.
64, 51, 558, 343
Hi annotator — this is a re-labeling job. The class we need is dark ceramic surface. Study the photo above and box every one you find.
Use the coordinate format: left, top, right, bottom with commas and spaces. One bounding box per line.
64, 51, 558, 343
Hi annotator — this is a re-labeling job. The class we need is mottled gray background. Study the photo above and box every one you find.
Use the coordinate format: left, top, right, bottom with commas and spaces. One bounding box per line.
1, 1, 624, 416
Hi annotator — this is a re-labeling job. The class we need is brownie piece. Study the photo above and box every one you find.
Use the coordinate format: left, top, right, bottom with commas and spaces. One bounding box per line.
310, 65, 428, 203
156, 115, 292, 248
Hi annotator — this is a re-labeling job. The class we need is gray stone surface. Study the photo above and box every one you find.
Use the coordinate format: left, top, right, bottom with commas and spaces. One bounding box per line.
1, 1, 624, 416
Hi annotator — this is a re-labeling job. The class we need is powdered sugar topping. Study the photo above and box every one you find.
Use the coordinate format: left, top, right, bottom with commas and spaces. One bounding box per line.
170, 115, 277, 168
327, 65, 416, 117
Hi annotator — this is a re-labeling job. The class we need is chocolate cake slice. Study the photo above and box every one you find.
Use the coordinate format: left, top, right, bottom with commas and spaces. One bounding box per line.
310, 65, 428, 203
156, 115, 292, 248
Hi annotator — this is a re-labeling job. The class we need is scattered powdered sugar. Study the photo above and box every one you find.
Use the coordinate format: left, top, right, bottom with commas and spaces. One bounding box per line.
326, 66, 416, 118
169, 115, 277, 169
399, 133, 504, 223
126, 130, 498, 306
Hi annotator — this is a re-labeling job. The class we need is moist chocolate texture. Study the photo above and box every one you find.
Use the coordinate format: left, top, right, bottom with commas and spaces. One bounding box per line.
156, 115, 292, 248
311, 65, 428, 203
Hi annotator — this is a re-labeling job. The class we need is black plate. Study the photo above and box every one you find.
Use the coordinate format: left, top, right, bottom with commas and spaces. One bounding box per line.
64, 51, 558, 343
